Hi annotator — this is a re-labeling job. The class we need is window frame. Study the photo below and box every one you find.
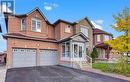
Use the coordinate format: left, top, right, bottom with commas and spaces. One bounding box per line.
97, 35, 101, 42
21, 18, 26, 31
80, 25, 89, 37
31, 18, 41, 32
65, 25, 71, 33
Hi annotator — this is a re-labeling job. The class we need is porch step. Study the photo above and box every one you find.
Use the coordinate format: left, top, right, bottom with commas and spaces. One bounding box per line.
81, 62, 92, 70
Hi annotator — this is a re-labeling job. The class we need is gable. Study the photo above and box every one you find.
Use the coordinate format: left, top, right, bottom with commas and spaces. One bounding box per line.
71, 33, 88, 42
28, 10, 45, 20
77, 19, 92, 28
72, 35, 86, 42
27, 8, 51, 25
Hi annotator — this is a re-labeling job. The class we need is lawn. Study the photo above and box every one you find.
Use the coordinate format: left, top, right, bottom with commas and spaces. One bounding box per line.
92, 63, 130, 77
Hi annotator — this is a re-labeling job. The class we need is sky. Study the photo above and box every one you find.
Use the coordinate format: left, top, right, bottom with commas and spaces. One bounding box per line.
0, 0, 130, 51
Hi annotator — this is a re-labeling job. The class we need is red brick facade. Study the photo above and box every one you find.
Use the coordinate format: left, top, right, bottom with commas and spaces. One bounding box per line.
3, 8, 101, 68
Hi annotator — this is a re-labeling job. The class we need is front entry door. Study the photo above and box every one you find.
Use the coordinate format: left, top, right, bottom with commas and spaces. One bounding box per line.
72, 43, 85, 60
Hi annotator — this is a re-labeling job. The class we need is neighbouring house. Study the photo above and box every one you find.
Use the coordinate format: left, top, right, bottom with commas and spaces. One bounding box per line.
0, 52, 6, 64
93, 28, 113, 61
3, 7, 113, 69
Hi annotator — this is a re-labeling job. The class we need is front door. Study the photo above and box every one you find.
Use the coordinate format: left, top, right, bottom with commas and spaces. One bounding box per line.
72, 43, 85, 61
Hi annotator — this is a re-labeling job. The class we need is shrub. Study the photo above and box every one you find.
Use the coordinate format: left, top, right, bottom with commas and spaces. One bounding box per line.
91, 47, 98, 63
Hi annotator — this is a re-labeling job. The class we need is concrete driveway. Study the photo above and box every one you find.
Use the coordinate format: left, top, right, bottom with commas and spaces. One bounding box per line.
0, 65, 7, 82
5, 65, 130, 82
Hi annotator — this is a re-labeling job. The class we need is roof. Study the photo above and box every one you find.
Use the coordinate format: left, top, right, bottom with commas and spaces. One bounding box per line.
4, 7, 95, 30
53, 17, 94, 27
75, 17, 94, 28
3, 33, 57, 43
53, 19, 75, 26
93, 28, 113, 36
4, 7, 52, 25
58, 32, 89, 43
95, 42, 112, 49
3, 32, 89, 43
0, 52, 6, 56
0, 25, 2, 33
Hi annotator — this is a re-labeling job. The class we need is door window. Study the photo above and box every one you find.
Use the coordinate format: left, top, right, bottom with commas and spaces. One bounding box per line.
79, 46, 82, 57
62, 44, 65, 57
74, 44, 78, 58
73, 43, 84, 58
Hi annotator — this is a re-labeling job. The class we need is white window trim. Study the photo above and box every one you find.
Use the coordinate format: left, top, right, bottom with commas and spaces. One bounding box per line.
65, 25, 71, 33
21, 18, 26, 31
31, 18, 41, 32
61, 43, 70, 61
97, 35, 101, 42
80, 25, 89, 37
80, 25, 89, 29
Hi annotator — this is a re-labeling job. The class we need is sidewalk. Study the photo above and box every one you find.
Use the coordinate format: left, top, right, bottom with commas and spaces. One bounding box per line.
86, 68, 130, 81
0, 65, 7, 82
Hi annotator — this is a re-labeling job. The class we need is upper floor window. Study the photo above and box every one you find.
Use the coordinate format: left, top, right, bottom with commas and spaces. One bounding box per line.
97, 35, 101, 42
80, 26, 88, 37
104, 35, 110, 41
21, 18, 26, 30
65, 25, 71, 33
31, 18, 41, 32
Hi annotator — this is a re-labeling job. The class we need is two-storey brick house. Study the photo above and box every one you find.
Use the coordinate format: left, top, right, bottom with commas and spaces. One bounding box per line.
3, 8, 94, 69
93, 28, 113, 61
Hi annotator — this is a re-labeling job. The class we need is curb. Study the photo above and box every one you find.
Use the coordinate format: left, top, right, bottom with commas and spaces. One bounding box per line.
86, 68, 130, 81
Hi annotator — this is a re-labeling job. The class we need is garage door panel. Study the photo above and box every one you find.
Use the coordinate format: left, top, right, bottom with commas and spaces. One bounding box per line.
12, 48, 36, 68
40, 50, 58, 66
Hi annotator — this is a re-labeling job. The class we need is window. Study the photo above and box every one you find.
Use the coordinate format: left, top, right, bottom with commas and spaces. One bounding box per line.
62, 44, 65, 57
80, 26, 88, 37
21, 18, 26, 30
31, 18, 41, 32
62, 43, 70, 57
104, 35, 110, 41
97, 35, 101, 42
66, 45, 70, 57
74, 44, 78, 58
79, 46, 82, 57
65, 25, 71, 33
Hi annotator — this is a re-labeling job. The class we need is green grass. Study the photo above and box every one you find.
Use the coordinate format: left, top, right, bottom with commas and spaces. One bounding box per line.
92, 63, 130, 77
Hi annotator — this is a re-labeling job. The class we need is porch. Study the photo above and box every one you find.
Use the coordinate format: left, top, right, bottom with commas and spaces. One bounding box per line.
58, 33, 92, 69
61, 41, 87, 62
95, 43, 112, 60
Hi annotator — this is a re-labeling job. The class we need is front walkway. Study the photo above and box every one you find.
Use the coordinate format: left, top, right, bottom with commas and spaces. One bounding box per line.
0, 65, 7, 82
86, 68, 130, 81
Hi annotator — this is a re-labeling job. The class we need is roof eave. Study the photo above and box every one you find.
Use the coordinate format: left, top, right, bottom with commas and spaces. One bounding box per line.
3, 34, 57, 43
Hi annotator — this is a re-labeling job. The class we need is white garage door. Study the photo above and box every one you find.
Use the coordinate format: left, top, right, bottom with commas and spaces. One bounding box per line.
12, 48, 36, 68
40, 49, 58, 66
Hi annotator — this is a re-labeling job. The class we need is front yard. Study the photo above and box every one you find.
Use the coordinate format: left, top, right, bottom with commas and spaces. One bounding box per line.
92, 63, 130, 77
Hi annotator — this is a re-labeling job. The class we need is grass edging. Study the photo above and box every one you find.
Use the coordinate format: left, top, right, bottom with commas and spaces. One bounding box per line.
92, 63, 130, 77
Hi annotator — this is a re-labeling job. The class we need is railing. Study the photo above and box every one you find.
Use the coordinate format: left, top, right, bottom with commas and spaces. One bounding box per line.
71, 54, 92, 69
86, 55, 92, 68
